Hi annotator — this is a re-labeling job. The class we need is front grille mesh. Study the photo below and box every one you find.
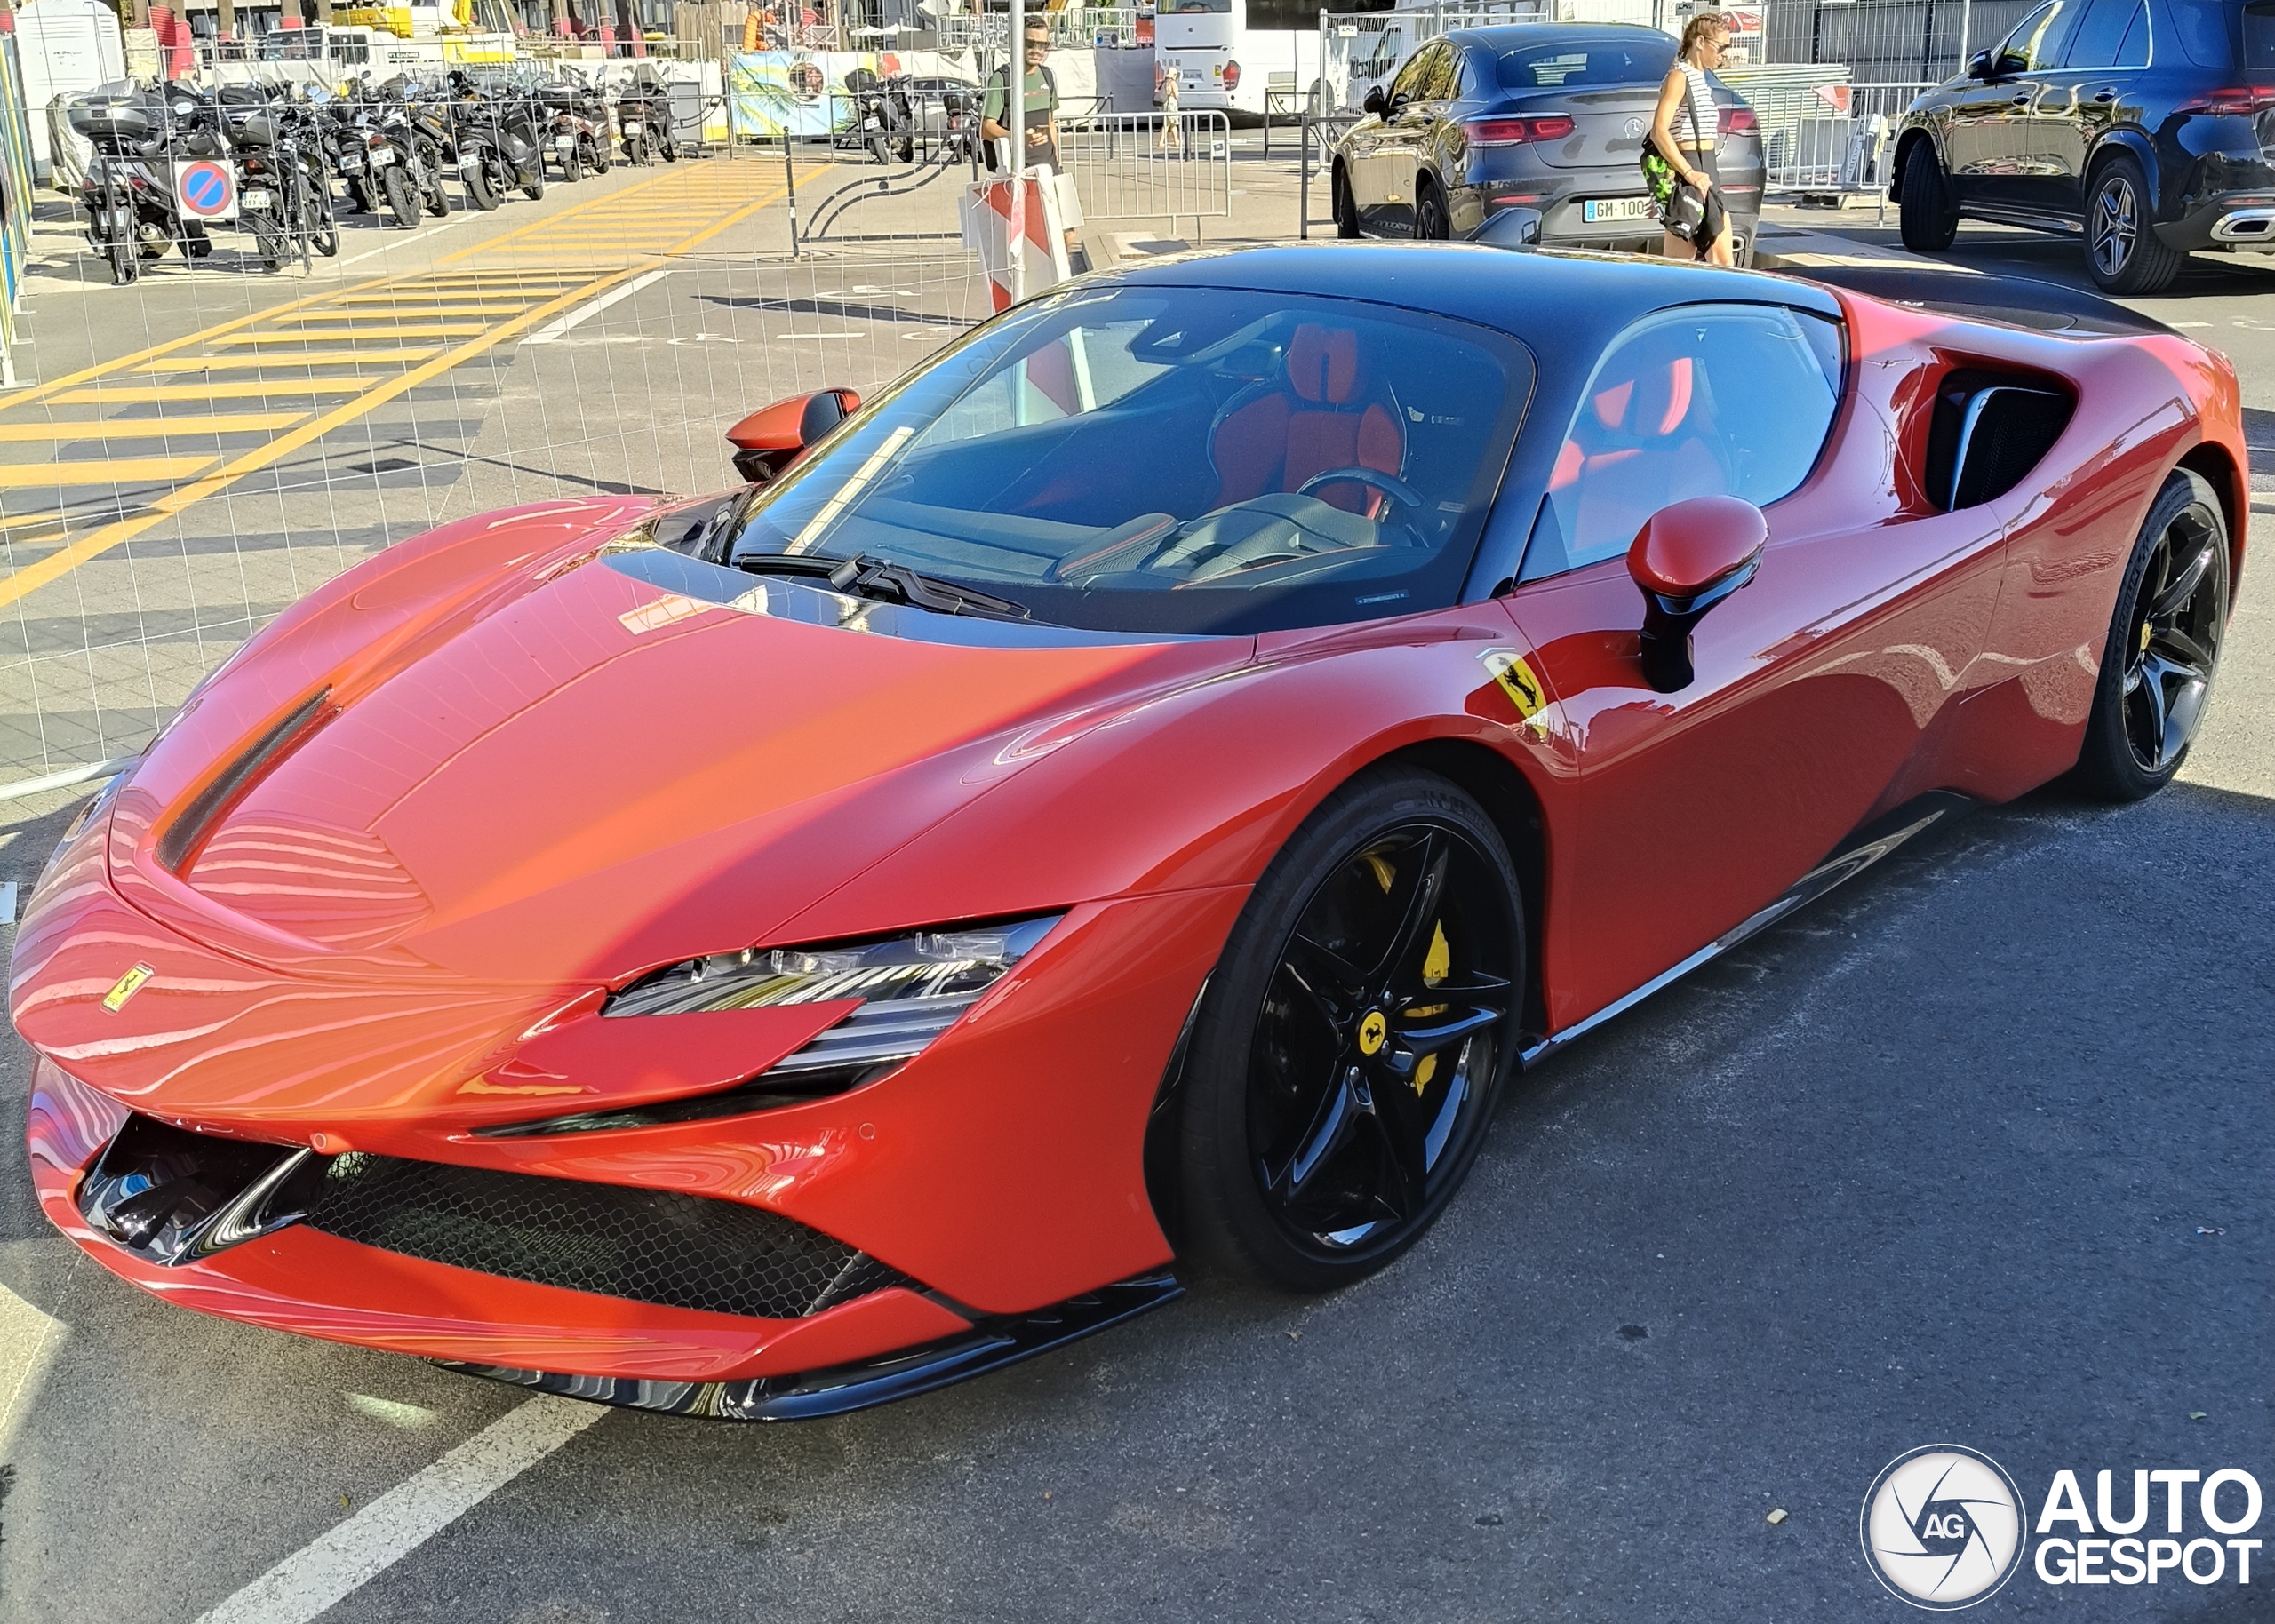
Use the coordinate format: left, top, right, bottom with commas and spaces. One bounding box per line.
306, 1153, 914, 1320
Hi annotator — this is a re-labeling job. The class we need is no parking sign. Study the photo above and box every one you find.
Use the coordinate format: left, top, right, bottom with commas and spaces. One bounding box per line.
172, 159, 239, 222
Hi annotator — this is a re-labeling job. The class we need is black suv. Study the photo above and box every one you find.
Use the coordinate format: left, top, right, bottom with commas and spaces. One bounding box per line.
1891, 0, 2275, 292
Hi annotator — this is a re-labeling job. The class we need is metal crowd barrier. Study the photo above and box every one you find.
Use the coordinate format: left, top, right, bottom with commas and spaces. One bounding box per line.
939, 9, 1140, 50
1057, 111, 1233, 241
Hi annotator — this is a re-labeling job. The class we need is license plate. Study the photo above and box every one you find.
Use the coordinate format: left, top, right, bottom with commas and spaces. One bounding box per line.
460, 155, 484, 171
555, 135, 576, 150
1583, 196, 1654, 222
339, 153, 364, 170
242, 188, 274, 210
369, 148, 395, 166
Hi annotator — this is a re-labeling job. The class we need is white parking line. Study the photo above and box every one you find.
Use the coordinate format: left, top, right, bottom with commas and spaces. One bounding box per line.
524, 267, 674, 343
190, 1395, 605, 1624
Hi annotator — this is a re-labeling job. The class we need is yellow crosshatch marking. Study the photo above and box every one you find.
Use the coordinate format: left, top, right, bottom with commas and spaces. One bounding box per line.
0, 415, 308, 442
139, 351, 440, 372
102, 964, 155, 1013
59, 380, 384, 402
0, 456, 220, 488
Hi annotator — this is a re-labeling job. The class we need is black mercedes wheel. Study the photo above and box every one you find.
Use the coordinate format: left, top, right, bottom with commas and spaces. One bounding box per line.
1897, 141, 1958, 252
1179, 768, 1522, 1292
1413, 175, 1450, 241
2086, 153, 2183, 295
2073, 467, 2229, 800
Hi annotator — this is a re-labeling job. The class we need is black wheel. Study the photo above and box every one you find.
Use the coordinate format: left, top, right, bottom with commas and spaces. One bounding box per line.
183, 225, 213, 259
2087, 153, 2184, 295
422, 165, 452, 218
1332, 160, 1361, 239
1412, 175, 1450, 241
108, 227, 138, 284
662, 134, 679, 162
523, 163, 546, 202
1897, 140, 1959, 252
622, 132, 643, 165
307, 200, 339, 256
250, 212, 285, 271
591, 135, 611, 172
564, 141, 584, 182
1177, 768, 1522, 1292
2072, 467, 2229, 799
464, 160, 499, 211
381, 163, 420, 229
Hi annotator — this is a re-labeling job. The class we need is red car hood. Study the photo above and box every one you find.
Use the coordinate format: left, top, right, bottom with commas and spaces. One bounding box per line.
9, 502, 1249, 1133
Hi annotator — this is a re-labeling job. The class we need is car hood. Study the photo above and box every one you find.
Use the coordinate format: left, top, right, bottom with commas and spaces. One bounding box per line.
91, 513, 1253, 993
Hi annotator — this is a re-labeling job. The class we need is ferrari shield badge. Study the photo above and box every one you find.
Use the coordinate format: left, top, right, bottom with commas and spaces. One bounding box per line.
1479, 649, 1550, 733
102, 963, 155, 1013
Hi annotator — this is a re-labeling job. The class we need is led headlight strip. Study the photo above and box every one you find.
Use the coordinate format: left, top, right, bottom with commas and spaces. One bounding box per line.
479, 916, 1063, 1138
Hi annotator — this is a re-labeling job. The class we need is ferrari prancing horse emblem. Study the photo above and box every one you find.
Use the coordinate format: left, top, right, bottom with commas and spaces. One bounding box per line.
1358, 1010, 1388, 1055
102, 963, 155, 1013
1480, 648, 1550, 733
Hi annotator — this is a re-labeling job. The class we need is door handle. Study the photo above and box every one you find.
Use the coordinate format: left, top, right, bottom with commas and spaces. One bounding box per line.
2010, 92, 2032, 105
2093, 89, 2118, 102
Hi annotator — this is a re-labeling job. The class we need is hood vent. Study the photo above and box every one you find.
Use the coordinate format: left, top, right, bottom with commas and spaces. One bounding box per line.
156, 688, 337, 875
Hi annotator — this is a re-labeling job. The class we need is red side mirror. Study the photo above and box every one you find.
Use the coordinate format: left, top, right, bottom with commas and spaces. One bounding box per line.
725, 387, 861, 485
1626, 494, 1768, 693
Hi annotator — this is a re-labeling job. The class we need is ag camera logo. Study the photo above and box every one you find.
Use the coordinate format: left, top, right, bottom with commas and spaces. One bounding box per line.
1861, 1445, 2027, 1610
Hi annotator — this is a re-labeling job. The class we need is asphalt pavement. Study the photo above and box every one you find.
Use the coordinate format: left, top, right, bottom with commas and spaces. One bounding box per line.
0, 171, 2270, 1623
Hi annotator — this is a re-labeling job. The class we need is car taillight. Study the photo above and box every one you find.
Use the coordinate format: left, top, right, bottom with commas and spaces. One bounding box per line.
2176, 84, 2275, 114
1723, 106, 1759, 134
1223, 60, 1240, 91
1465, 115, 1575, 147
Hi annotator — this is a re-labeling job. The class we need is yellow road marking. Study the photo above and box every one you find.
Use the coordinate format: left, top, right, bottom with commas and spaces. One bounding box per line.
212, 325, 491, 344
0, 414, 308, 441
278, 305, 537, 320
59, 379, 383, 402
139, 350, 438, 372
0, 457, 220, 489
0, 165, 795, 608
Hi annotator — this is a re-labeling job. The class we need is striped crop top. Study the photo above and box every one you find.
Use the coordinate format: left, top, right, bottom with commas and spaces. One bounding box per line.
1668, 64, 1720, 146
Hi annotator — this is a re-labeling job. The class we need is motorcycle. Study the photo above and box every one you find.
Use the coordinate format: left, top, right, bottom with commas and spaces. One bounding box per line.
617, 68, 679, 166
537, 81, 611, 181
68, 85, 218, 283
841, 68, 914, 166
364, 84, 451, 228
442, 71, 546, 208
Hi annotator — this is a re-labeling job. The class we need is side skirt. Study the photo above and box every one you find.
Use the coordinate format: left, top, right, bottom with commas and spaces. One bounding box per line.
437, 1271, 1185, 1423
1519, 792, 1977, 1068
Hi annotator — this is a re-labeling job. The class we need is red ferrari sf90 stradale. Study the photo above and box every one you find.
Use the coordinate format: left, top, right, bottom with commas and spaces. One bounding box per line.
13, 247, 2242, 1421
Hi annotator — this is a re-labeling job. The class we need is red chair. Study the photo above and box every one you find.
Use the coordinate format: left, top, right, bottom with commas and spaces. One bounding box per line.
1208, 324, 1406, 517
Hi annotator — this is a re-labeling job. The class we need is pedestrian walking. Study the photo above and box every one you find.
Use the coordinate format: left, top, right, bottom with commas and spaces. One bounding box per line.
1644, 12, 1736, 267
1156, 60, 1183, 155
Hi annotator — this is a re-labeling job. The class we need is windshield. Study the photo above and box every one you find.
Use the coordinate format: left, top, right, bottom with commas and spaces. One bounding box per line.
1496, 36, 1676, 88
725, 286, 1533, 636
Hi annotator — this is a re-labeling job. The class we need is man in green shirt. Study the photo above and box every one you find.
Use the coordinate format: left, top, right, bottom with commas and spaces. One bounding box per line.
982, 20, 1060, 171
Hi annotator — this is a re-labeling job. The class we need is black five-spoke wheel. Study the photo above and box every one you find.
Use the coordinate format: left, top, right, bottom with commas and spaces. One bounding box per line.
2077, 467, 2230, 799
1178, 768, 1523, 1290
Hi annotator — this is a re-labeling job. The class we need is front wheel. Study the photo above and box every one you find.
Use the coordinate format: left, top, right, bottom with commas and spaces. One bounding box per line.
2071, 467, 2230, 799
1332, 161, 1361, 239
2086, 153, 2184, 295
522, 163, 546, 202
464, 160, 499, 211
1897, 142, 1959, 252
563, 141, 584, 182
1177, 767, 1523, 1293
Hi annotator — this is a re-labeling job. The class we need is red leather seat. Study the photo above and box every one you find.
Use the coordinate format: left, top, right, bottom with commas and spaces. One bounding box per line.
1209, 324, 1407, 516
1547, 341, 1728, 561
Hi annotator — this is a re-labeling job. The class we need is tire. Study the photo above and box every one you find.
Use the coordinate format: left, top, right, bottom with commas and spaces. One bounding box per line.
381, 163, 419, 229
250, 211, 285, 272
423, 169, 452, 218
662, 135, 679, 162
2071, 467, 2230, 800
108, 227, 138, 285
464, 160, 499, 211
590, 135, 611, 173
523, 163, 546, 202
623, 133, 644, 166
307, 201, 339, 257
1412, 175, 1450, 241
1897, 141, 1959, 252
564, 142, 584, 182
2087, 153, 2184, 295
1177, 766, 1524, 1293
1332, 160, 1361, 239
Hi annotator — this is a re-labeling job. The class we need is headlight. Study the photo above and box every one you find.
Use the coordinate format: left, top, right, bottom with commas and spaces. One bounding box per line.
475, 916, 1066, 1139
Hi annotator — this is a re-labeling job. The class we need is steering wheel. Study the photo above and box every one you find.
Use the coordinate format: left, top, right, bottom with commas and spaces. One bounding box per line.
1296, 466, 1425, 513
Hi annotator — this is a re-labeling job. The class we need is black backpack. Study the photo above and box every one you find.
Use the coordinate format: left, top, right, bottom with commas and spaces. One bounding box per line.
982, 62, 1058, 172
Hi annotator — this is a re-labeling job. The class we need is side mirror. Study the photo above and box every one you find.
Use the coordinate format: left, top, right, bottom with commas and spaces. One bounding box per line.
1362, 85, 1387, 117
1968, 48, 1996, 79
1626, 495, 1768, 693
724, 388, 861, 485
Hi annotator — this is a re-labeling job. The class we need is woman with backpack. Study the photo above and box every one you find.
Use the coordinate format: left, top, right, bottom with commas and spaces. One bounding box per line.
1644, 12, 1736, 267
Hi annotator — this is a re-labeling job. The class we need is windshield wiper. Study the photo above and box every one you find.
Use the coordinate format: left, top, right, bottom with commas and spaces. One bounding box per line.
731, 551, 1031, 621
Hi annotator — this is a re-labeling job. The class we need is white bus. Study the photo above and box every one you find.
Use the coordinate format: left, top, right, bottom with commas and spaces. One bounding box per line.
1153, 0, 1369, 115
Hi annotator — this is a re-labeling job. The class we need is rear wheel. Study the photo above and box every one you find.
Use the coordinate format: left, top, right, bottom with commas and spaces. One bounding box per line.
1412, 175, 1450, 241
1177, 767, 1522, 1293
249, 211, 286, 272
2072, 467, 2229, 799
1897, 141, 1959, 252
2087, 153, 2184, 295
1332, 161, 1361, 239
381, 163, 419, 229
523, 162, 546, 202
464, 160, 499, 211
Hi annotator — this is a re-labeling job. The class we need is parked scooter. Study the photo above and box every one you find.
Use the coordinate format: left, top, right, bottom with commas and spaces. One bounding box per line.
842, 68, 914, 166
443, 72, 547, 208
68, 84, 219, 283
617, 68, 678, 166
